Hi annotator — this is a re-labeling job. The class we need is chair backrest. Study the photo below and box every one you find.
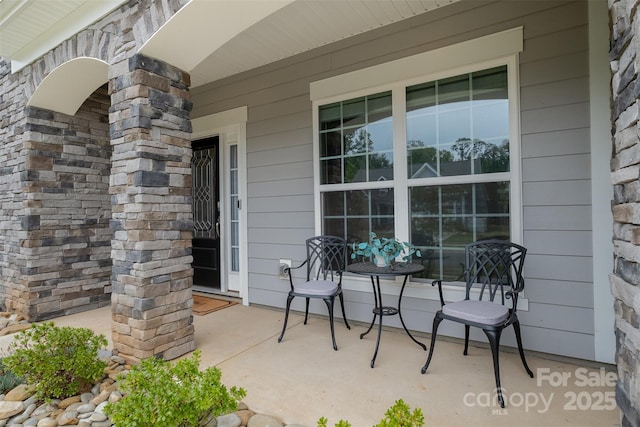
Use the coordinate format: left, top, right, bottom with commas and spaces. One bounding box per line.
464, 240, 526, 306
305, 236, 347, 282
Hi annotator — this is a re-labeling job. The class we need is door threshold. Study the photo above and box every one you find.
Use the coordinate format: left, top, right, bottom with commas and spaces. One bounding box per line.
193, 287, 241, 302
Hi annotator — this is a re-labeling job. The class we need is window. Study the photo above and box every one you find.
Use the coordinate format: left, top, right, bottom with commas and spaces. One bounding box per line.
312, 29, 523, 282
407, 66, 511, 281
317, 64, 517, 281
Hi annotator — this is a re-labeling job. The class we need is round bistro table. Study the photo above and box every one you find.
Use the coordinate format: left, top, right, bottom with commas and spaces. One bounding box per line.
347, 261, 426, 368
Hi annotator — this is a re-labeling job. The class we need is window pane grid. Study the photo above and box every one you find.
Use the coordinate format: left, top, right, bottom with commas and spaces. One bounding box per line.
322, 189, 395, 256
317, 64, 512, 276
319, 92, 393, 185
407, 66, 508, 179
410, 182, 510, 281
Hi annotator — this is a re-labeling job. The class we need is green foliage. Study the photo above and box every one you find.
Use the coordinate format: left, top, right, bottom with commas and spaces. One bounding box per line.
351, 232, 421, 265
0, 358, 22, 394
318, 399, 424, 427
3, 322, 107, 400
104, 349, 246, 427
318, 417, 351, 427
374, 399, 424, 427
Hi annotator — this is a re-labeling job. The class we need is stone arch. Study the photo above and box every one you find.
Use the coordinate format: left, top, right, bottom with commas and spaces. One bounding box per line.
28, 57, 108, 116
22, 0, 188, 101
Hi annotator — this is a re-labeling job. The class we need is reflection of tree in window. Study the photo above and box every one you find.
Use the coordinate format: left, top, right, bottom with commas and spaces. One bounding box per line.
344, 129, 391, 182
408, 140, 453, 177
408, 137, 509, 178
450, 137, 509, 173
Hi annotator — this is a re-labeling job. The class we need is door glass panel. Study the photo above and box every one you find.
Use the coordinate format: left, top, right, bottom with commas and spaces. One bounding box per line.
229, 144, 240, 273
192, 149, 215, 238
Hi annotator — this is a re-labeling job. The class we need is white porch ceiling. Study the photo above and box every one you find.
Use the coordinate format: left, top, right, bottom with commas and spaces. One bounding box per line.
183, 0, 461, 87
0, 0, 460, 88
0, 0, 126, 72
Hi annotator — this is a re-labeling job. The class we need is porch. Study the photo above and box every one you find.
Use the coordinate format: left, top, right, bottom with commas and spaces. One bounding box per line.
48, 303, 619, 427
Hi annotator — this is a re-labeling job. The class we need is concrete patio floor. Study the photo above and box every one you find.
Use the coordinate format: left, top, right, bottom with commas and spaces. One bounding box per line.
39, 303, 620, 426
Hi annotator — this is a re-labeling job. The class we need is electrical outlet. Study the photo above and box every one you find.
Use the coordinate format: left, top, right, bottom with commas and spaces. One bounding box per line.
279, 259, 291, 279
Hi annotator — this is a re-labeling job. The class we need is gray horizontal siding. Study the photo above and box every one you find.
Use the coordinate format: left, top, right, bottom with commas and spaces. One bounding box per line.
524, 230, 592, 257
520, 77, 589, 110
247, 161, 313, 184
249, 178, 314, 198
523, 206, 591, 230
248, 144, 311, 169
247, 211, 314, 229
523, 154, 591, 182
524, 278, 594, 308
191, 1, 596, 360
526, 254, 593, 283
521, 128, 590, 158
522, 180, 591, 206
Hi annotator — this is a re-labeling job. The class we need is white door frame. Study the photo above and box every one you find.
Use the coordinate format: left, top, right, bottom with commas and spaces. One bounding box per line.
192, 107, 248, 305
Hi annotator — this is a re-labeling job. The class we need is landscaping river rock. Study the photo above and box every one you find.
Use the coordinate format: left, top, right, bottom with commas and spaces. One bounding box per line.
0, 355, 304, 427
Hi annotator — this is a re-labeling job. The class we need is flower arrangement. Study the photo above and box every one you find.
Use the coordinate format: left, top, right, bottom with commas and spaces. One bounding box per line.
350, 232, 421, 267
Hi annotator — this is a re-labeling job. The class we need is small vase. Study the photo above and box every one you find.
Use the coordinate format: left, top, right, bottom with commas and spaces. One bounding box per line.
374, 254, 388, 267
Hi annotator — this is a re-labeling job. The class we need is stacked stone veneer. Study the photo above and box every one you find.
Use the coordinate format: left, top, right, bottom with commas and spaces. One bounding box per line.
610, 1, 640, 426
0, 0, 195, 361
108, 53, 195, 362
5, 86, 112, 320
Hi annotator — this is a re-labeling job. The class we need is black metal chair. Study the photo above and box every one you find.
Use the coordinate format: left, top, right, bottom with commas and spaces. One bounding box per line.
277, 235, 351, 350
421, 240, 534, 407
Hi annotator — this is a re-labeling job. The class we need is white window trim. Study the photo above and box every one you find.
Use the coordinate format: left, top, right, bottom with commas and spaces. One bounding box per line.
310, 28, 527, 310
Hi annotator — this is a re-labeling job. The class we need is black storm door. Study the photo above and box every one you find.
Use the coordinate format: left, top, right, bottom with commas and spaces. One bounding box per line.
191, 137, 220, 289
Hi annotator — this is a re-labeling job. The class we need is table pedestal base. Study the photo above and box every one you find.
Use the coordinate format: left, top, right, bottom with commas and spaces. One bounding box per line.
360, 274, 426, 368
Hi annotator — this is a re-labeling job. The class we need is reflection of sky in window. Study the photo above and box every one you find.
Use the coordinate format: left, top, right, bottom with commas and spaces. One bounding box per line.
368, 120, 393, 151
406, 100, 508, 147
472, 100, 508, 139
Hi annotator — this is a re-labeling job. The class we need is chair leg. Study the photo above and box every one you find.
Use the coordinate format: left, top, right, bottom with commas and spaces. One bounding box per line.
338, 292, 351, 330
304, 297, 310, 325
421, 315, 443, 374
513, 319, 534, 378
483, 328, 505, 408
463, 324, 470, 355
324, 298, 338, 351
278, 294, 295, 343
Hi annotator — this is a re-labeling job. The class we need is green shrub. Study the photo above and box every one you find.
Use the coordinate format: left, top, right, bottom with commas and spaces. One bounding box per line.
0, 358, 22, 394
3, 322, 107, 400
374, 399, 424, 427
318, 399, 424, 427
318, 418, 352, 427
104, 349, 246, 427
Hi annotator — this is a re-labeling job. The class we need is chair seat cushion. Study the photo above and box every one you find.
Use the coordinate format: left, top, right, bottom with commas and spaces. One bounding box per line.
442, 300, 509, 325
295, 280, 339, 296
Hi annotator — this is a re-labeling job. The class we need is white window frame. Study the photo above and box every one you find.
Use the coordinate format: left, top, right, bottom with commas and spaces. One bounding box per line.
310, 28, 527, 308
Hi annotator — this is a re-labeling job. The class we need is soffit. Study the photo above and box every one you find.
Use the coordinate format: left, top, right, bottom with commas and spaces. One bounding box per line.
0, 0, 126, 71
169, 0, 462, 87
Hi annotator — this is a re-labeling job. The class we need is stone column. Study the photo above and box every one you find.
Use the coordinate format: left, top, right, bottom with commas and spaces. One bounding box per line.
108, 54, 195, 362
610, 1, 640, 426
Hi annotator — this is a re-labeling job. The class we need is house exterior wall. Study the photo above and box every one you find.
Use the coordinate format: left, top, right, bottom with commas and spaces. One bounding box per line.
0, 74, 113, 321
18, 90, 113, 320
609, 0, 640, 425
191, 0, 598, 360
